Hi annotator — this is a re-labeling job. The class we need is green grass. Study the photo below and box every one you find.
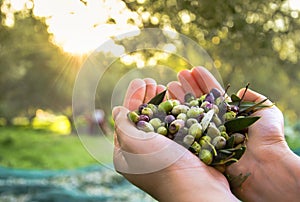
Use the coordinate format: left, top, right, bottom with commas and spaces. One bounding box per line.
0, 127, 113, 170
287, 136, 300, 150
1, 126, 298, 170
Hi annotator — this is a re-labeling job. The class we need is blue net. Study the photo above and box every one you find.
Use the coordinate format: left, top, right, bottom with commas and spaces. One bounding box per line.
1, 150, 300, 202
0, 164, 156, 202
294, 148, 300, 156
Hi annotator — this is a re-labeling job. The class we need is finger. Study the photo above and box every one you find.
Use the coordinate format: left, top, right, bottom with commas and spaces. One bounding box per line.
236, 88, 284, 136
237, 88, 273, 105
123, 79, 146, 110
113, 120, 128, 172
113, 106, 178, 149
114, 131, 119, 147
178, 69, 203, 97
156, 84, 166, 94
112, 106, 193, 174
113, 106, 156, 152
143, 78, 157, 103
113, 145, 129, 173
167, 81, 186, 102
191, 66, 224, 94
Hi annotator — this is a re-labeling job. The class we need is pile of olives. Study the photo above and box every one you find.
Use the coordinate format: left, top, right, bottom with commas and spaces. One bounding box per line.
127, 87, 266, 171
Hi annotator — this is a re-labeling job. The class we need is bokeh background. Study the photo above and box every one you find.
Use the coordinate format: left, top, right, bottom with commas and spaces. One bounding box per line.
1, 0, 300, 201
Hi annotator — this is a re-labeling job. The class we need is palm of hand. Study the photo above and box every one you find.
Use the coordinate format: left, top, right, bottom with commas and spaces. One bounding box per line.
226, 96, 287, 187
113, 77, 231, 200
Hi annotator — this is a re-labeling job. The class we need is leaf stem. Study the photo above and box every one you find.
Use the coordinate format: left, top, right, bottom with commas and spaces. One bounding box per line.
204, 139, 217, 156
238, 82, 250, 107
223, 83, 231, 97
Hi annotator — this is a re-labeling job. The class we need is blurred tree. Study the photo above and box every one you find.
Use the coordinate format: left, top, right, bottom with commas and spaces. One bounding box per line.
1, 0, 300, 124
122, 0, 300, 120
0, 6, 72, 122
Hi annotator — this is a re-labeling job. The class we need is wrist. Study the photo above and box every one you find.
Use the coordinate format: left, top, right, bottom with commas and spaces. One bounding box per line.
230, 144, 300, 201
154, 167, 239, 202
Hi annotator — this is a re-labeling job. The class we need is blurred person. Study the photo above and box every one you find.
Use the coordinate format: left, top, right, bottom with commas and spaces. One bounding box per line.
87, 109, 106, 135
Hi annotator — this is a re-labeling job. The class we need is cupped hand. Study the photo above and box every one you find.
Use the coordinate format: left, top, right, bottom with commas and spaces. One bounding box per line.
225, 88, 297, 201
113, 78, 238, 202
172, 66, 300, 202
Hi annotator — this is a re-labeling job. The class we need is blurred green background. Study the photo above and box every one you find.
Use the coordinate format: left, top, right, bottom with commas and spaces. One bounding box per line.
1, 0, 300, 201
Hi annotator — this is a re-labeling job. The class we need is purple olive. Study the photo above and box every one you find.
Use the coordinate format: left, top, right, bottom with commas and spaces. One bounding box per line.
164, 115, 176, 124
205, 92, 215, 103
139, 114, 150, 122
169, 119, 185, 134
196, 113, 205, 122
136, 121, 154, 132
231, 105, 239, 113
210, 88, 222, 99
138, 103, 148, 113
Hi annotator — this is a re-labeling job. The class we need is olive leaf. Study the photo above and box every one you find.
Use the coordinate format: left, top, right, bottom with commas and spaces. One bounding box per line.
230, 94, 241, 102
212, 152, 231, 165
238, 98, 270, 115
230, 101, 257, 108
200, 109, 215, 131
148, 89, 167, 105
219, 149, 233, 154
225, 135, 235, 148
231, 146, 246, 160
212, 152, 237, 166
224, 116, 260, 133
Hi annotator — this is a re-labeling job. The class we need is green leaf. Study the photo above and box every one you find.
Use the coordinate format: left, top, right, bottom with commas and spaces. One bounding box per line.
212, 152, 231, 165
238, 99, 271, 115
219, 149, 233, 154
148, 89, 167, 105
229, 99, 272, 116
229, 101, 256, 108
232, 146, 246, 160
226, 135, 235, 148
200, 109, 215, 131
225, 116, 260, 133
230, 94, 241, 102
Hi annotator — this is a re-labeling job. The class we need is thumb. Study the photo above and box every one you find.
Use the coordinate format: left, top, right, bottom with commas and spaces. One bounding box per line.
112, 106, 129, 121
237, 88, 273, 105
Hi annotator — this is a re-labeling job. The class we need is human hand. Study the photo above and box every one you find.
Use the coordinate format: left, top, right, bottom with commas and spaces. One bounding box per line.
225, 88, 300, 201
171, 66, 300, 202
113, 78, 238, 202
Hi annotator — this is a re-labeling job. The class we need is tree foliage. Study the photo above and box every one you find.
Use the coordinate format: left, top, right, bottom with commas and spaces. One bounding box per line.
0, 10, 71, 120
121, 0, 300, 120
1, 0, 300, 122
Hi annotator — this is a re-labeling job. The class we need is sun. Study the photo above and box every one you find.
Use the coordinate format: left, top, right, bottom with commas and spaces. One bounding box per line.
47, 22, 107, 56
32, 0, 142, 56
289, 0, 300, 10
